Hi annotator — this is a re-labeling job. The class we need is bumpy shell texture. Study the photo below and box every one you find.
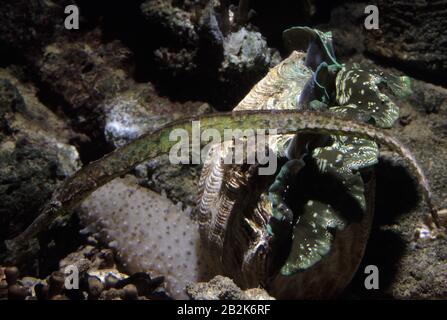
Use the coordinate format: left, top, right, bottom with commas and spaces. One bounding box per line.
198, 27, 411, 298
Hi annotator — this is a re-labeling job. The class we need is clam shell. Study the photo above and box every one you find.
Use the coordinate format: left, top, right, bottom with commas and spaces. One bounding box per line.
198, 51, 375, 298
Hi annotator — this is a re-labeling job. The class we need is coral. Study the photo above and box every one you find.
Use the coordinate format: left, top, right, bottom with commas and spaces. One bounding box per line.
140, 0, 280, 109
216, 27, 281, 107
102, 86, 212, 148
222, 27, 279, 72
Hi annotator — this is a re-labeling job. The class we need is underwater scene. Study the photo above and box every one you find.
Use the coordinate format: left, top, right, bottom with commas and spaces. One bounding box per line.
0, 0, 446, 304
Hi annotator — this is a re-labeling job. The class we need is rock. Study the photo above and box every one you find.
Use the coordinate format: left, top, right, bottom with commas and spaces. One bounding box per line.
8, 284, 29, 300
248, 0, 316, 50
36, 28, 213, 164
0, 279, 8, 300
140, 0, 201, 84
0, 70, 80, 243
366, 0, 447, 83
115, 272, 164, 297
102, 86, 212, 148
104, 274, 119, 290
50, 294, 69, 300
141, 0, 199, 47
0, 0, 64, 57
122, 284, 138, 300
100, 288, 122, 300
1, 241, 167, 300
153, 47, 198, 77
59, 245, 97, 275
34, 282, 49, 300
389, 238, 447, 299
48, 271, 65, 297
87, 276, 104, 299
217, 27, 281, 108
186, 275, 274, 300
140, 0, 280, 109
382, 78, 447, 299
101, 86, 212, 206
245, 288, 276, 300
409, 81, 447, 115
0, 78, 24, 137
36, 31, 132, 159
342, 64, 447, 299
136, 157, 202, 208
4, 267, 18, 285
38, 31, 132, 114
222, 27, 280, 73
318, 2, 368, 59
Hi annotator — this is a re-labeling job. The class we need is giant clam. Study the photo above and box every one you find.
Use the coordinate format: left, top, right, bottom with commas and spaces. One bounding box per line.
3, 27, 442, 299
197, 27, 413, 299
